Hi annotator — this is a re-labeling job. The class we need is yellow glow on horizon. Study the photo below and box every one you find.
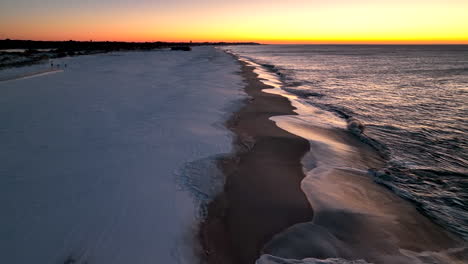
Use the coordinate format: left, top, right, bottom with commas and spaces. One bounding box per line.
1, 1, 467, 44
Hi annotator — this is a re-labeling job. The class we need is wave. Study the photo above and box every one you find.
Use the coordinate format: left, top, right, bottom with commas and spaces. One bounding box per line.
257, 247, 468, 264
283, 87, 325, 98
346, 117, 365, 135
257, 216, 468, 264
228, 51, 394, 163
371, 167, 468, 240
257, 254, 370, 264
260, 63, 278, 71
223, 46, 468, 264
263, 56, 467, 239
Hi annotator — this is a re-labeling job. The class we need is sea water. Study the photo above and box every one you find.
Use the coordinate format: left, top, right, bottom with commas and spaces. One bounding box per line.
226, 45, 468, 241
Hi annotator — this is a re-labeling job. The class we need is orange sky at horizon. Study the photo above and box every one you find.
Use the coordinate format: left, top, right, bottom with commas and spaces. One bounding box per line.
1, 0, 467, 44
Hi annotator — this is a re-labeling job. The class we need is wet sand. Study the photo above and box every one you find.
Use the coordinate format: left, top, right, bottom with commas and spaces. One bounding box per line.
263, 95, 467, 263
199, 55, 468, 264
199, 61, 313, 264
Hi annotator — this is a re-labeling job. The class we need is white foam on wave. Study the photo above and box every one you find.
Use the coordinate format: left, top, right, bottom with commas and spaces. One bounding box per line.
257, 254, 370, 264
258, 125, 467, 263
222, 48, 467, 264
258, 247, 468, 264
228, 52, 348, 132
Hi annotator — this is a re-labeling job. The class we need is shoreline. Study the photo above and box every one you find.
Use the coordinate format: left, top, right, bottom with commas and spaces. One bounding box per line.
199, 59, 313, 264
199, 50, 467, 264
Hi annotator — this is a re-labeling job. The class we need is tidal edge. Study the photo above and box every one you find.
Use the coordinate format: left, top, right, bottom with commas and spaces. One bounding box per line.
198, 56, 313, 264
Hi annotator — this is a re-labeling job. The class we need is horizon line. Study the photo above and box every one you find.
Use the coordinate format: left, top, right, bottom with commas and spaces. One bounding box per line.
2, 38, 468, 45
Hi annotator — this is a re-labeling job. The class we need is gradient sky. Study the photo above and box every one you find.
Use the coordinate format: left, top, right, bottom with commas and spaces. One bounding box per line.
1, 0, 467, 44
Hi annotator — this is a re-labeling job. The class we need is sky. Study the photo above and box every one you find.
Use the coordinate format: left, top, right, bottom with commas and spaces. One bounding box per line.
1, 0, 467, 44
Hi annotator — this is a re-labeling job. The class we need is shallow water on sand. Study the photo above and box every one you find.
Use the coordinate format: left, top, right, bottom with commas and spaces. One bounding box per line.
224, 45, 468, 263
226, 45, 468, 241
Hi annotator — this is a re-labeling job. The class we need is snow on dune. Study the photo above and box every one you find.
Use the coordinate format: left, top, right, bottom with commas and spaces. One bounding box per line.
0, 47, 245, 264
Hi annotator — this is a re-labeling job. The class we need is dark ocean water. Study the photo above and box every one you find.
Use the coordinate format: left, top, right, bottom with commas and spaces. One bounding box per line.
226, 45, 468, 240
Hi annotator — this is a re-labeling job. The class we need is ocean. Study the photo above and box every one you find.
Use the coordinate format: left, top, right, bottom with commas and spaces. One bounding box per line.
225, 45, 468, 242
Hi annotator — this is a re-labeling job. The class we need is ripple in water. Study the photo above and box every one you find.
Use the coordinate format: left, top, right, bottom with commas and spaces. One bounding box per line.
226, 44, 468, 240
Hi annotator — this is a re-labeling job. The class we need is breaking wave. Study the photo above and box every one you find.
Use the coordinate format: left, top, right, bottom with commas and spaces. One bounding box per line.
372, 167, 468, 240
257, 255, 370, 264
225, 48, 467, 241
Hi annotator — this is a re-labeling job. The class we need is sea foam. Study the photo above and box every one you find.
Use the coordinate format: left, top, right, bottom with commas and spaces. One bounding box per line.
223, 46, 467, 264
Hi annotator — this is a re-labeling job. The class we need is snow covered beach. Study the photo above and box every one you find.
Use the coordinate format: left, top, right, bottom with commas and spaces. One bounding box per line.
3, 45, 466, 264
0, 47, 245, 264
